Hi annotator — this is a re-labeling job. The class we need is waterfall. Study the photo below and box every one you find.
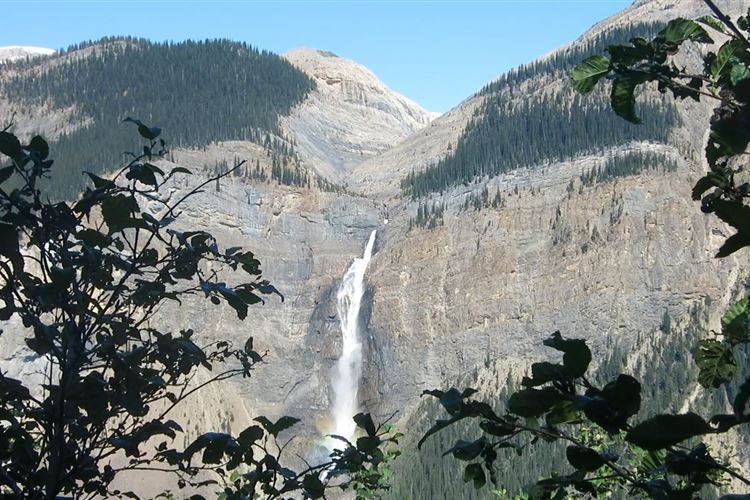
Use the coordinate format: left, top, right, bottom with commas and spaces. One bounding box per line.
328, 229, 377, 447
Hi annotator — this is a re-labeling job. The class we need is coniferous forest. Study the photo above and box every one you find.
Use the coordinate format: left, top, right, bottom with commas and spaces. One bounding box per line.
401, 22, 679, 199
1, 37, 315, 199
389, 302, 750, 500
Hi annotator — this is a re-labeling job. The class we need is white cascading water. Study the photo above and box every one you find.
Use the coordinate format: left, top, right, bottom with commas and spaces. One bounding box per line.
328, 230, 377, 448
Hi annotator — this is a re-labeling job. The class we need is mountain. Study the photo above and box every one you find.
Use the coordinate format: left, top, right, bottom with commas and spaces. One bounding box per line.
2, 1, 750, 496
281, 48, 438, 179
346, 0, 748, 418
0, 45, 54, 62
0, 37, 316, 199
346, 0, 725, 198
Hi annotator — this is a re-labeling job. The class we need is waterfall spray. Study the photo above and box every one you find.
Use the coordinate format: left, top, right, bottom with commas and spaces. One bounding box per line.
328, 230, 377, 448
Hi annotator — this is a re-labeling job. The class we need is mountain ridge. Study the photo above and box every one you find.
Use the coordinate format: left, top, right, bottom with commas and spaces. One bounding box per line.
281, 47, 438, 180
345, 0, 737, 197
2, 2, 750, 495
0, 45, 55, 62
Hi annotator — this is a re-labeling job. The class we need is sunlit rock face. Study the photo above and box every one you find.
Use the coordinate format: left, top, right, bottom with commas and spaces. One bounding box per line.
0, 45, 54, 62
281, 48, 438, 180
4, 0, 750, 494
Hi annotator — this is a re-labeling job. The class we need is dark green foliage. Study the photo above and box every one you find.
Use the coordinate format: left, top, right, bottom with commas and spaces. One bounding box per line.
393, 307, 745, 499
625, 413, 712, 450
269, 152, 310, 188
411, 7, 750, 499
0, 122, 397, 499
402, 21, 677, 198
408, 201, 445, 230
402, 95, 677, 198
2, 37, 314, 200
460, 185, 503, 212
414, 327, 746, 498
579, 151, 678, 186
482, 22, 666, 96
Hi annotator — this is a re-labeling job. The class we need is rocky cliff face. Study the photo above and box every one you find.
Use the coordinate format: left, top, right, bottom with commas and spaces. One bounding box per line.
0, 46, 54, 63
281, 48, 438, 180
348, 0, 750, 418
1, 0, 749, 494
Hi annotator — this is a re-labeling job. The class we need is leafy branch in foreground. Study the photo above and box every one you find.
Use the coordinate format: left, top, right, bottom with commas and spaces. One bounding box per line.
0, 119, 397, 499
422, 2, 750, 499
420, 332, 746, 499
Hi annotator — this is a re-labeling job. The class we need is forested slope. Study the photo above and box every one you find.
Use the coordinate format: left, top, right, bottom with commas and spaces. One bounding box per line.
389, 302, 750, 499
401, 22, 679, 198
0, 37, 315, 199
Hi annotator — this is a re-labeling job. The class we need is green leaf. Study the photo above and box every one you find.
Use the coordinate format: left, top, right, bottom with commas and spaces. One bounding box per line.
692, 173, 726, 201
356, 435, 381, 453
101, 195, 138, 233
85, 171, 115, 189
183, 432, 237, 465
546, 401, 580, 426
566, 445, 606, 472
303, 474, 325, 499
236, 425, 263, 448
0, 131, 21, 158
611, 75, 644, 124
730, 63, 750, 85
0, 165, 14, 185
218, 287, 248, 320
580, 374, 641, 433
697, 15, 727, 33
508, 387, 565, 418
542, 332, 591, 378
126, 163, 158, 187
718, 234, 750, 263
636, 448, 667, 474
708, 115, 750, 164
417, 415, 466, 449
253, 415, 300, 437
354, 412, 377, 437
124, 117, 161, 140
169, 166, 192, 176
479, 419, 515, 436
695, 339, 737, 388
439, 387, 465, 415
51, 266, 75, 291
711, 41, 744, 81
463, 463, 486, 489
608, 42, 653, 66
28, 135, 49, 160
660, 18, 712, 44
522, 362, 565, 387
0, 222, 19, 262
77, 229, 110, 248
571, 55, 611, 93
722, 297, 750, 343
733, 375, 750, 415
716, 201, 750, 234
626, 413, 711, 450
445, 438, 486, 461
602, 374, 642, 417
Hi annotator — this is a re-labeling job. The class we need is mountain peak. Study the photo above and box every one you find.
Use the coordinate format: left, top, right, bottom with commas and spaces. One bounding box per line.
0, 46, 55, 63
281, 47, 438, 176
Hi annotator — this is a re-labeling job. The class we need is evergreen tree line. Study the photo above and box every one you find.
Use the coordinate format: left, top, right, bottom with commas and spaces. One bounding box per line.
579, 151, 678, 186
461, 185, 504, 212
387, 301, 747, 499
2, 37, 315, 200
402, 91, 678, 199
481, 21, 666, 96
401, 21, 678, 199
203, 153, 349, 194
408, 201, 446, 230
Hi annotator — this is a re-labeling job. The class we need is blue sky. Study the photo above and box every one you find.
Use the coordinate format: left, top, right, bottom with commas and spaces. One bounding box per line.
0, 0, 630, 112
